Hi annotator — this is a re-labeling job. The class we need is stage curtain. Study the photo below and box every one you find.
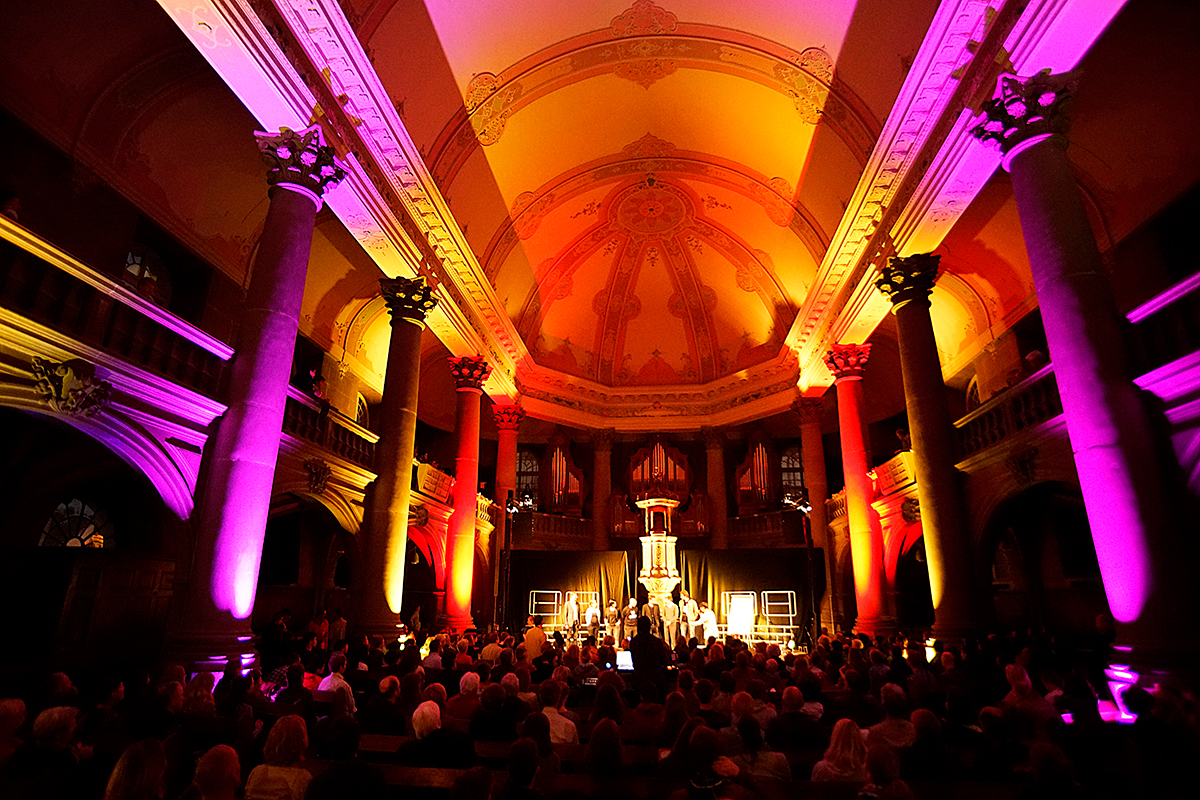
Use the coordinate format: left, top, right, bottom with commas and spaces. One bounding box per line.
508, 550, 630, 630
679, 548, 826, 632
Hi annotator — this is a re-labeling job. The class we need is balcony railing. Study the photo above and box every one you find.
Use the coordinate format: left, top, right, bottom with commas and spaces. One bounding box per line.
0, 217, 232, 395
826, 490, 847, 521
282, 386, 378, 470
954, 364, 1062, 460
1127, 270, 1200, 375
512, 512, 590, 543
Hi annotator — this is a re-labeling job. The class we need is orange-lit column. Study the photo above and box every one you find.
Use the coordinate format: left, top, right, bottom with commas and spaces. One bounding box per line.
703, 427, 729, 548
592, 429, 614, 550
491, 404, 523, 623
796, 399, 835, 635
174, 127, 343, 665
358, 277, 436, 638
877, 255, 980, 640
444, 356, 491, 631
826, 345, 891, 636
973, 72, 1200, 675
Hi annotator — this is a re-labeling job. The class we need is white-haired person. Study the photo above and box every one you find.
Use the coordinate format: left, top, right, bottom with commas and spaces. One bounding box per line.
445, 671, 483, 721
394, 700, 476, 768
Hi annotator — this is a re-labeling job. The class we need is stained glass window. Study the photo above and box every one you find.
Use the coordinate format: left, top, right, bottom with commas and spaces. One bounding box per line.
40, 498, 112, 548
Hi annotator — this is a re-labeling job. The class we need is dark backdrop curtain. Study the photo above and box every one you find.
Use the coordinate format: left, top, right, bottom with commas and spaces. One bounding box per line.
508, 551, 630, 631
679, 548, 825, 633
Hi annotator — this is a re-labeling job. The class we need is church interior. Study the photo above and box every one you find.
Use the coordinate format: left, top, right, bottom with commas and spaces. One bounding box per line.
3, 0, 1200, 786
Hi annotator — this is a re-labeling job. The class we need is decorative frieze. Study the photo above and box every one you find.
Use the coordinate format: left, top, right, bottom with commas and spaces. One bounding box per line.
31, 357, 110, 416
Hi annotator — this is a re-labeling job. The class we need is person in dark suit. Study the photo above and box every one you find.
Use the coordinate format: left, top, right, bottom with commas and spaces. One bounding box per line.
641, 596, 662, 638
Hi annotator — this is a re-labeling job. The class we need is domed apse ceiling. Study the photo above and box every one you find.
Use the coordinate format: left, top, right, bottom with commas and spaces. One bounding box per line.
353, 0, 925, 407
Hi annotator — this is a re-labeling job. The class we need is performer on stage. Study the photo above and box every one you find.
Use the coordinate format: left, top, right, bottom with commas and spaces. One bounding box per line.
641, 596, 662, 639
584, 599, 601, 644
681, 590, 700, 642
698, 602, 717, 644
621, 598, 639, 647
662, 594, 680, 645
563, 592, 580, 644
605, 600, 620, 644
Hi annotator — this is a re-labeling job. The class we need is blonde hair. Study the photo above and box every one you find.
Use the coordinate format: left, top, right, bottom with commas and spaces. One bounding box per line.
823, 718, 866, 772
104, 738, 166, 800
264, 715, 308, 766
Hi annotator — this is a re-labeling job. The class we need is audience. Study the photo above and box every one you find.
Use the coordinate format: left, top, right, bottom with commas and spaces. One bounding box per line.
244, 715, 310, 800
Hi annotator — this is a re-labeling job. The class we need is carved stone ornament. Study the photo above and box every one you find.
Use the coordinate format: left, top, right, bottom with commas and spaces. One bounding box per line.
970, 70, 1078, 154
304, 458, 332, 494
876, 253, 940, 309
901, 497, 921, 524
448, 356, 491, 390
492, 404, 526, 431
824, 343, 872, 381
255, 125, 346, 199
793, 398, 823, 424
408, 504, 430, 529
31, 357, 111, 416
380, 276, 438, 327
1006, 447, 1039, 486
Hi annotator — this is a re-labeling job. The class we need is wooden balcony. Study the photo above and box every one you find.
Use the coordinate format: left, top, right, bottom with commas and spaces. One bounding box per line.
282, 386, 378, 471
954, 364, 1063, 461
0, 217, 232, 396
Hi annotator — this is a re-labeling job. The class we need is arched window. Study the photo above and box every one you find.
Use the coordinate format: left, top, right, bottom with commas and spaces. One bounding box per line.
516, 450, 540, 505
781, 446, 804, 490
355, 394, 370, 427
40, 498, 113, 548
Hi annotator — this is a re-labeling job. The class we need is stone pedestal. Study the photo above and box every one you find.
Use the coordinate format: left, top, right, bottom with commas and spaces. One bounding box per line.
877, 254, 981, 641
636, 498, 682, 617
357, 277, 436, 639
826, 344, 892, 637
974, 72, 1200, 677
170, 126, 343, 666
443, 356, 491, 632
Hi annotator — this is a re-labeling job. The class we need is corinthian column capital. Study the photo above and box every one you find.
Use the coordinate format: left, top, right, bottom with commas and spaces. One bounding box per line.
825, 343, 871, 382
381, 277, 438, 328
493, 404, 525, 431
793, 397, 824, 425
255, 125, 345, 209
970, 70, 1078, 170
876, 253, 940, 310
448, 356, 491, 391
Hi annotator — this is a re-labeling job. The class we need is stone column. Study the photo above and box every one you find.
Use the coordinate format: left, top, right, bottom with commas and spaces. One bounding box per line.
795, 398, 835, 636
358, 277, 437, 638
703, 427, 729, 548
877, 254, 980, 640
825, 344, 891, 636
491, 404, 524, 625
443, 356, 491, 632
592, 429, 614, 551
173, 127, 343, 664
973, 72, 1200, 676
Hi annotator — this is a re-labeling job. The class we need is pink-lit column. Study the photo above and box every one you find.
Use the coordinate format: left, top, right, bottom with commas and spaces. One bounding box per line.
592, 429, 614, 551
443, 356, 491, 632
877, 255, 981, 640
176, 127, 343, 660
795, 399, 836, 635
826, 345, 891, 637
358, 277, 436, 638
491, 404, 524, 623
703, 427, 729, 549
974, 73, 1199, 674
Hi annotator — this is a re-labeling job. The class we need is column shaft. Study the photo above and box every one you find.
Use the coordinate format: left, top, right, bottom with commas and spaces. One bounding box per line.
491, 406, 523, 628
592, 431, 613, 551
797, 402, 835, 635
444, 357, 490, 631
704, 430, 728, 548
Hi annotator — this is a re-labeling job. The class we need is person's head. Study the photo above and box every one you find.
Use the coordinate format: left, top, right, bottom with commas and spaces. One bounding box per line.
538, 678, 563, 710
687, 726, 723, 778
1005, 663, 1031, 692
824, 718, 867, 771
881, 683, 908, 719
533, 614, 543, 627
911, 708, 941, 739
104, 739, 167, 800
422, 683, 448, 707
585, 718, 623, 774
507, 738, 540, 788
412, 700, 442, 738
695, 678, 714, 705
459, 671, 480, 697
264, 715, 308, 766
450, 766, 492, 800
428, 637, 441, 654
520, 712, 553, 756
319, 714, 362, 760
328, 652, 347, 675
379, 675, 400, 699
33, 706, 77, 750
864, 744, 902, 787
594, 683, 623, 721
501, 672, 521, 697
781, 685, 803, 713
730, 691, 754, 722
608, 600, 617, 609
639, 682, 659, 705
192, 745, 240, 800
737, 716, 765, 753
0, 698, 27, 736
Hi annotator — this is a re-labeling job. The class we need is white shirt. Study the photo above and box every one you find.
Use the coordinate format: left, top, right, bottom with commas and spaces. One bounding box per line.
542, 706, 579, 744
317, 671, 356, 716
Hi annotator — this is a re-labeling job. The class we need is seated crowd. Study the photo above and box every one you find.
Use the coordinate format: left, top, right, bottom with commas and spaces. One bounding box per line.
1, 608, 1197, 800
